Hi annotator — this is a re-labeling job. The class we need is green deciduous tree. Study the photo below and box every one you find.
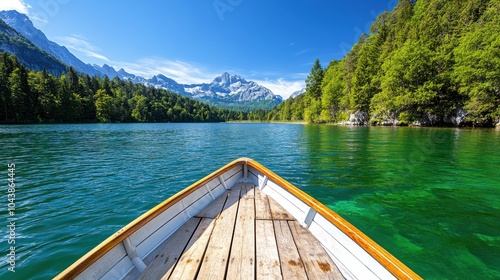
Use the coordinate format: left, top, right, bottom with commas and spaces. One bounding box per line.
373, 41, 437, 124
321, 60, 347, 122
269, 0, 498, 127
95, 89, 118, 122
9, 67, 27, 120
454, 0, 500, 126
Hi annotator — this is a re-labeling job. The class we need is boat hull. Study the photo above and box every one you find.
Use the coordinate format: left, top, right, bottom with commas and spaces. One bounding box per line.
55, 158, 421, 280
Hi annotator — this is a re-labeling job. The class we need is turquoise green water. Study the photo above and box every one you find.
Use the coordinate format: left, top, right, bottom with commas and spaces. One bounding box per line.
0, 123, 498, 279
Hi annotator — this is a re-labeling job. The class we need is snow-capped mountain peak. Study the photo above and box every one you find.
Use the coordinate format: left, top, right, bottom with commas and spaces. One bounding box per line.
0, 11, 284, 109
180, 72, 282, 104
212, 72, 246, 87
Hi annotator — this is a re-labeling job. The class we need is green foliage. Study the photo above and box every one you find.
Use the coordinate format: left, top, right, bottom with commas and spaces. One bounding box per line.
453, 0, 500, 126
203, 99, 280, 111
351, 33, 384, 113
306, 59, 324, 100
321, 60, 347, 122
3, 0, 498, 126
304, 98, 322, 123
269, 0, 499, 127
302, 59, 325, 123
373, 41, 437, 123
0, 53, 249, 123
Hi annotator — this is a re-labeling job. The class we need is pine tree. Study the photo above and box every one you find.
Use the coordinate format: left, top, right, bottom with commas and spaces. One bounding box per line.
305, 59, 324, 100
9, 68, 26, 121
0, 53, 12, 121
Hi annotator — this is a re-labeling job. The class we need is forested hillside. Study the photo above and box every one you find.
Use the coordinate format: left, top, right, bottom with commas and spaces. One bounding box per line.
0, 18, 67, 76
271, 0, 499, 127
0, 53, 246, 123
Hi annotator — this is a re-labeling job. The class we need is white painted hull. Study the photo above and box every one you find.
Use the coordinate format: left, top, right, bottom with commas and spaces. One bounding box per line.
55, 158, 420, 280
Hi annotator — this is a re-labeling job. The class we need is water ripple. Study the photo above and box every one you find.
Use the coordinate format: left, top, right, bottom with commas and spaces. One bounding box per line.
0, 124, 498, 279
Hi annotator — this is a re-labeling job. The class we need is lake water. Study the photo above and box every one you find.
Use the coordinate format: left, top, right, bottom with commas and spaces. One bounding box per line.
0, 123, 498, 279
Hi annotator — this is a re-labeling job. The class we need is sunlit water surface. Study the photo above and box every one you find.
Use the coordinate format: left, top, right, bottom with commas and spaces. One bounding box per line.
0, 123, 498, 279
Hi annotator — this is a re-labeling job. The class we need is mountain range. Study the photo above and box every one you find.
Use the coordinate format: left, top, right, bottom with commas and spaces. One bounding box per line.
0, 10, 101, 77
0, 10, 284, 110
0, 14, 67, 75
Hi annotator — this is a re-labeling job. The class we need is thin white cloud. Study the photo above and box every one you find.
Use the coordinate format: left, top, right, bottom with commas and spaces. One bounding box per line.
50, 34, 219, 84
114, 58, 219, 84
294, 49, 311, 56
55, 35, 110, 62
254, 78, 305, 100
116, 59, 306, 99
29, 14, 48, 25
47, 33, 306, 99
290, 72, 309, 80
0, 0, 30, 14
116, 59, 305, 99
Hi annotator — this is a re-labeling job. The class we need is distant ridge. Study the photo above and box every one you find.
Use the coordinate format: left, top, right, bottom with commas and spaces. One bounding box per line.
0, 10, 285, 110
0, 10, 100, 76
0, 17, 67, 75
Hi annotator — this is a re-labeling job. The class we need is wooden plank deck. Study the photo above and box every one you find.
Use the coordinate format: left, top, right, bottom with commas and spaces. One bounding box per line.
138, 183, 344, 279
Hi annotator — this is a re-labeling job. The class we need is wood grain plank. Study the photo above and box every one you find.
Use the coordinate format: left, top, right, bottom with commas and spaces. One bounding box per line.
268, 195, 294, 220
273, 220, 308, 279
244, 183, 255, 199
288, 220, 344, 280
247, 160, 422, 280
196, 185, 242, 280
239, 182, 248, 197
195, 191, 229, 219
138, 218, 200, 280
255, 188, 272, 220
167, 218, 216, 280
226, 185, 255, 279
256, 220, 282, 280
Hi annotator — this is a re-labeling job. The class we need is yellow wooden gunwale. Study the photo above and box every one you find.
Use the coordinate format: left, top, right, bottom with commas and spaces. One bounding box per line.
55, 157, 421, 280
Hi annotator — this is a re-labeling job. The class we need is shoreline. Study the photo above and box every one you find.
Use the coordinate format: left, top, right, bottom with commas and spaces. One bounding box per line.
0, 121, 497, 129
227, 120, 308, 125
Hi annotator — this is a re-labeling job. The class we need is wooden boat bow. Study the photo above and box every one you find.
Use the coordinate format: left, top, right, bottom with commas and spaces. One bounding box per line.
55, 158, 421, 280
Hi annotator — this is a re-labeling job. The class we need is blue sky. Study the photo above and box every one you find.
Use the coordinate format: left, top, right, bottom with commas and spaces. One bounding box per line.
1, 0, 397, 98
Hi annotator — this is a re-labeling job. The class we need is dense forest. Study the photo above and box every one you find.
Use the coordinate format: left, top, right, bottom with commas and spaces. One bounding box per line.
270, 0, 499, 127
1, 0, 498, 126
0, 53, 248, 123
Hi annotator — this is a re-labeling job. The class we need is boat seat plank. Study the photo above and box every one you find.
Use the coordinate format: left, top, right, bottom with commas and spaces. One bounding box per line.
137, 217, 201, 280
243, 183, 255, 198
268, 193, 294, 220
256, 219, 283, 280
196, 184, 242, 280
273, 220, 309, 279
255, 187, 272, 220
288, 220, 345, 280
60, 159, 421, 280
137, 184, 344, 280
226, 185, 256, 279
167, 217, 216, 280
